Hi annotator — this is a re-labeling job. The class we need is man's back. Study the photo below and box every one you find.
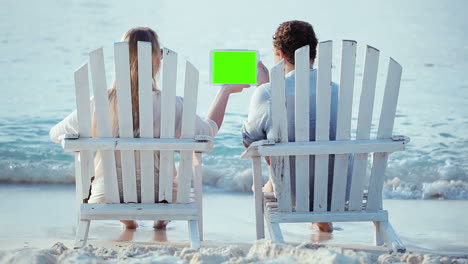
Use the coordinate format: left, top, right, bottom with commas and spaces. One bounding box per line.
242, 68, 338, 145
242, 68, 338, 210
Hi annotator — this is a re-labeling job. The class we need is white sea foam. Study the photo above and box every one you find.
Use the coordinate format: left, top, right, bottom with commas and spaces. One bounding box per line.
1, 241, 466, 264
422, 180, 468, 200
1, 148, 468, 200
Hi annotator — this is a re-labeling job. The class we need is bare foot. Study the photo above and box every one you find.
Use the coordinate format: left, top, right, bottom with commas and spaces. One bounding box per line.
118, 228, 136, 241
153, 220, 169, 229
262, 179, 274, 193
311, 222, 333, 233
121, 220, 138, 229
310, 231, 333, 242
251, 179, 274, 193
153, 229, 168, 242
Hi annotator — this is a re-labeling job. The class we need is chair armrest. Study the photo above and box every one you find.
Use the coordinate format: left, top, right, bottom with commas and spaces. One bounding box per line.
60, 134, 80, 151
62, 136, 214, 153
241, 138, 408, 158
240, 139, 276, 159
65, 133, 80, 139
391, 135, 410, 144
194, 135, 214, 153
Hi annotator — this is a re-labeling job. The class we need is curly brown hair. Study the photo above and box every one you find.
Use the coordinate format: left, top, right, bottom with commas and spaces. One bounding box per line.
273, 20, 318, 65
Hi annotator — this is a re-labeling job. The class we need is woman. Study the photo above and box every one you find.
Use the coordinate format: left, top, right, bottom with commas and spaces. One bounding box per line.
49, 27, 248, 229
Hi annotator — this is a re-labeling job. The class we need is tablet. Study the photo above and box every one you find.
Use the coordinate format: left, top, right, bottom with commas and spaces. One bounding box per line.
210, 49, 258, 85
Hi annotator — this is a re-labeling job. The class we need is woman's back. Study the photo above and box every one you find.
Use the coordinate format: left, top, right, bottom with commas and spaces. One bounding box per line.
49, 88, 218, 203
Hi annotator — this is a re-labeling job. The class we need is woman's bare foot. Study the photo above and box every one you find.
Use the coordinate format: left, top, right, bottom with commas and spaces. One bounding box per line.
153, 220, 169, 229
121, 220, 138, 229
311, 222, 333, 233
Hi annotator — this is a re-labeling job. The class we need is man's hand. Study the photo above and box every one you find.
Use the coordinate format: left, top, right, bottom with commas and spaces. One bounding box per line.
257, 61, 269, 87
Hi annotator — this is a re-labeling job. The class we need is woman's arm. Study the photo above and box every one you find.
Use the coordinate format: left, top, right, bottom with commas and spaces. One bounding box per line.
49, 110, 79, 143
204, 61, 268, 131
205, 84, 249, 130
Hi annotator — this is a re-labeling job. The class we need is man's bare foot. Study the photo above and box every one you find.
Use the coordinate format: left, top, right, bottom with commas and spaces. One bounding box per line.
262, 179, 274, 193
118, 228, 136, 241
153, 220, 169, 229
121, 220, 138, 229
251, 179, 274, 193
311, 222, 333, 233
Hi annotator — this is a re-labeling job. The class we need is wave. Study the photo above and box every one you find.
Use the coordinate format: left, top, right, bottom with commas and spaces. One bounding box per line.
2, 153, 468, 200
1, 116, 467, 200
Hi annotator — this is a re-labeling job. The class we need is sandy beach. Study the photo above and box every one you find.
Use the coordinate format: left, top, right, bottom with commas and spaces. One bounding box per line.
2, 240, 468, 264
0, 184, 467, 263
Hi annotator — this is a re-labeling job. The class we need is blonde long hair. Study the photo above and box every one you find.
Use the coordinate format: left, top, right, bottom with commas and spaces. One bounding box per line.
93, 27, 162, 138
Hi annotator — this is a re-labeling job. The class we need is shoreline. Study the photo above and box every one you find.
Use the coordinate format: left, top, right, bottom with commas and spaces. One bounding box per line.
1, 184, 467, 262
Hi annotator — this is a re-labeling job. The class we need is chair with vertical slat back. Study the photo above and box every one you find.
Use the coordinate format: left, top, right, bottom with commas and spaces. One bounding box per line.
61, 42, 213, 249
241, 40, 409, 253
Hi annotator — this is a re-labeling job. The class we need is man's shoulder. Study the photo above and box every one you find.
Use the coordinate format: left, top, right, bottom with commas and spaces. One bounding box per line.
252, 83, 272, 102
257, 82, 272, 93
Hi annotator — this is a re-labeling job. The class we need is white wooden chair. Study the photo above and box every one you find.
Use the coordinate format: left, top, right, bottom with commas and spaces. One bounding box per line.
62, 42, 212, 249
241, 40, 409, 253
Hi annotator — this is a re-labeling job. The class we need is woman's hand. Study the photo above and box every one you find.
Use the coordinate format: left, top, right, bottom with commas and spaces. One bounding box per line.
257, 61, 269, 87
222, 84, 250, 94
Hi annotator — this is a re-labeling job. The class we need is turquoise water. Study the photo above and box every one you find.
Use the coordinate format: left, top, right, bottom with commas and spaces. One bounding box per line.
0, 0, 467, 199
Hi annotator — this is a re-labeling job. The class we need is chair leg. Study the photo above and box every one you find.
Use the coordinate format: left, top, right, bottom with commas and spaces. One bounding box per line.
194, 153, 203, 241
252, 157, 265, 239
271, 223, 285, 244
380, 221, 406, 253
188, 220, 200, 249
373, 221, 384, 246
255, 203, 265, 239
74, 220, 91, 249
198, 212, 203, 242
266, 218, 284, 244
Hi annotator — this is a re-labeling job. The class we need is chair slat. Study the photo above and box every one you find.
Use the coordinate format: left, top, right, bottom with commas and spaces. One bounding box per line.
159, 48, 177, 203
331, 40, 357, 211
137, 42, 155, 203
74, 64, 93, 203
348, 46, 379, 211
294, 45, 310, 212
314, 41, 332, 212
75, 64, 93, 138
367, 58, 402, 210
335, 41, 357, 140
376, 59, 402, 140
177, 61, 199, 203
89, 48, 120, 203
114, 42, 137, 203
269, 59, 292, 212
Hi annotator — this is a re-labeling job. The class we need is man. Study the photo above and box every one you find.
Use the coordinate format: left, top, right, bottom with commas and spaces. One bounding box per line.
242, 20, 338, 233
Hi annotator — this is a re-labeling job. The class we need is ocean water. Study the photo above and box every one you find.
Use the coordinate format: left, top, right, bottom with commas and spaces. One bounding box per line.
0, 0, 467, 200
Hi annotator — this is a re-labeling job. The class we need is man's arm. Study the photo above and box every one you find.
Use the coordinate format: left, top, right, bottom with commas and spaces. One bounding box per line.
242, 61, 272, 163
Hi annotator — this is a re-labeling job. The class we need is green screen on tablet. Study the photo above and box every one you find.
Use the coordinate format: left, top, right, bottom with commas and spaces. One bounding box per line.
211, 50, 258, 85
